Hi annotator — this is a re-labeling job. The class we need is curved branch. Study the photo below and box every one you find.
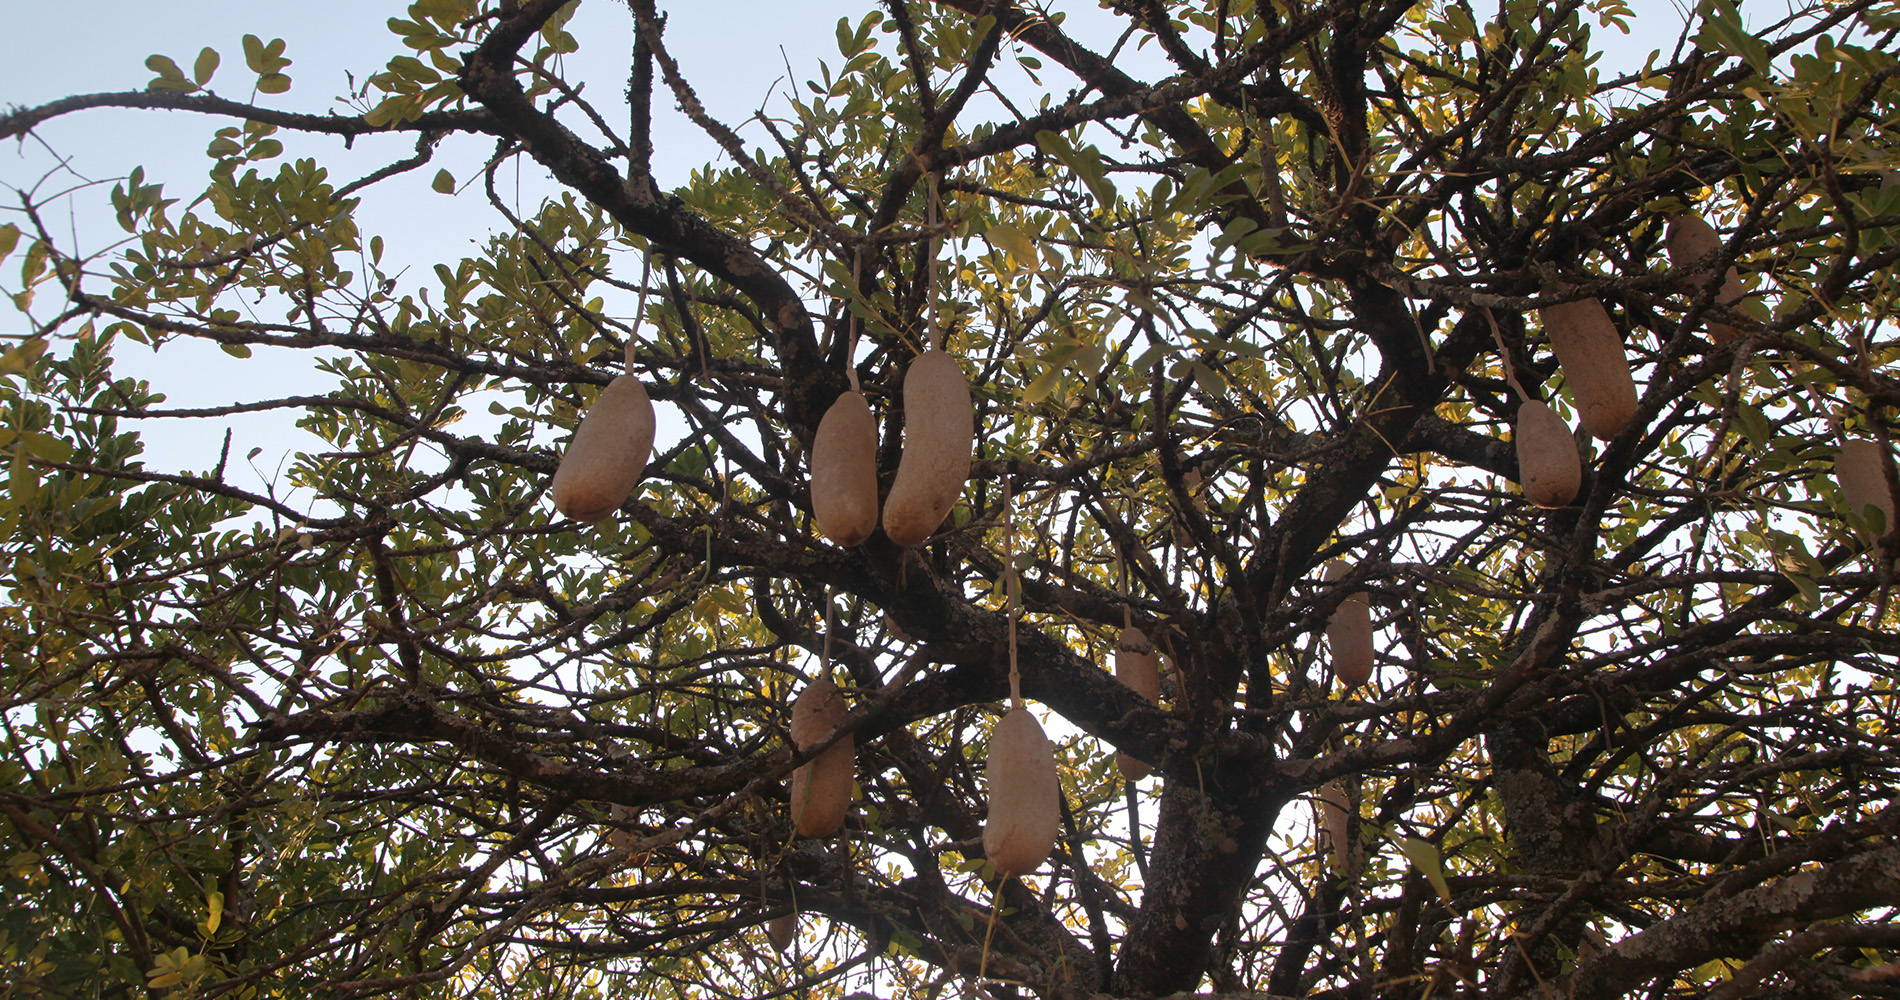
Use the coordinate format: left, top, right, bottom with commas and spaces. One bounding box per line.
455, 0, 831, 435
0, 89, 503, 142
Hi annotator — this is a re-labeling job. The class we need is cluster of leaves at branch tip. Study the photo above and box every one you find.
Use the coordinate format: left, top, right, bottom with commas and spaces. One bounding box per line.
145, 35, 291, 96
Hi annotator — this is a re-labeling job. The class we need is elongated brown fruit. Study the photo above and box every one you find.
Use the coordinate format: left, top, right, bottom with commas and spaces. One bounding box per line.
983, 706, 1060, 878
766, 914, 796, 952
1515, 400, 1582, 509
810, 389, 879, 546
1317, 781, 1353, 875
883, 350, 973, 546
1539, 297, 1638, 441
1836, 438, 1895, 536
1323, 562, 1374, 689
1665, 214, 1746, 344
1113, 626, 1161, 780
788, 676, 853, 838
551, 375, 655, 522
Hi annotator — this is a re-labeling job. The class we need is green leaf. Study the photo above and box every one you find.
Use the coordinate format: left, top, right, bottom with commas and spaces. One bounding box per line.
0, 224, 19, 265
1387, 831, 1453, 902
1699, 6, 1769, 73
219, 342, 253, 359
257, 73, 292, 94
145, 53, 196, 93
364, 97, 409, 128
22, 430, 72, 462
0, 338, 48, 377
1190, 361, 1227, 399
193, 47, 220, 85
432, 169, 456, 194
244, 35, 291, 75
145, 54, 186, 80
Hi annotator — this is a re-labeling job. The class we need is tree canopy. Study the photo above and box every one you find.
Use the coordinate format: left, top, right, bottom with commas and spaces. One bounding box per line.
3, 1, 1900, 998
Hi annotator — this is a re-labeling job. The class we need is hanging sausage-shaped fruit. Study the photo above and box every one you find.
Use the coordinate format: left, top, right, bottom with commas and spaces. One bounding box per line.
810, 388, 880, 545
1835, 437, 1896, 539
1538, 295, 1639, 441
883, 348, 974, 546
983, 705, 1061, 878
1665, 213, 1748, 345
1323, 562, 1374, 689
1515, 399, 1582, 509
551, 374, 656, 522
788, 675, 853, 838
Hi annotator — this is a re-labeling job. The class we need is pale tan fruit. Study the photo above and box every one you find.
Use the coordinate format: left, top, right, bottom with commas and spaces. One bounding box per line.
1317, 781, 1353, 875
1836, 438, 1895, 536
883, 350, 974, 546
1665, 214, 1746, 344
1665, 213, 1721, 267
552, 375, 656, 522
788, 676, 853, 838
983, 706, 1061, 878
766, 914, 796, 952
810, 390, 879, 546
1539, 297, 1639, 441
1323, 562, 1374, 689
1515, 400, 1582, 509
1113, 626, 1161, 780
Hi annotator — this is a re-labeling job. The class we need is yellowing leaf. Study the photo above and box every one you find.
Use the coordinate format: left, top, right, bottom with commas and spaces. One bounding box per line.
988, 223, 1035, 271
1021, 365, 1061, 404
1385, 830, 1453, 902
